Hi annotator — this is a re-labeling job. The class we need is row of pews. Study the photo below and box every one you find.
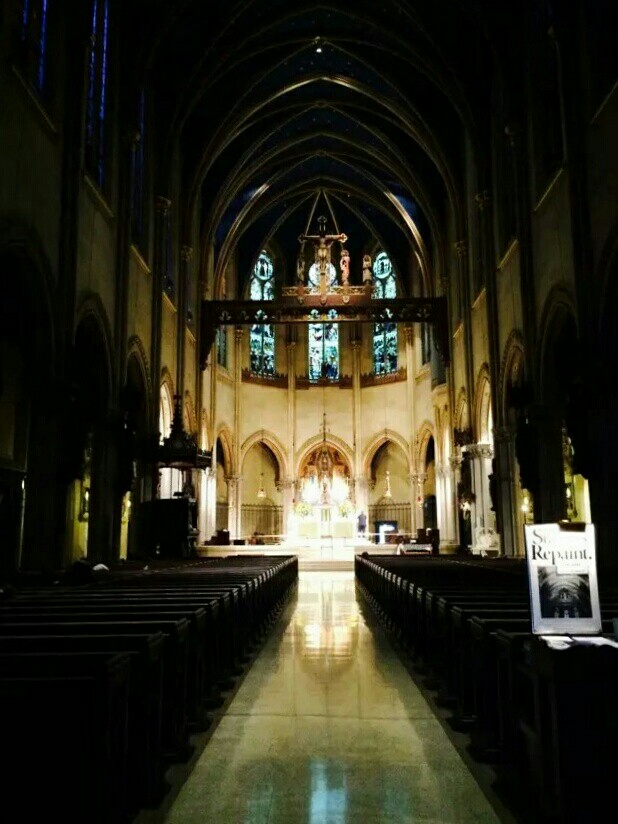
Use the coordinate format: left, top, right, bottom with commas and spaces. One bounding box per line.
0, 554, 298, 823
355, 554, 618, 823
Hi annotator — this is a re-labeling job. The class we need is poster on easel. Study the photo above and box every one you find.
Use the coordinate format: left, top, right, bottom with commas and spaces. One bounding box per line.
524, 523, 601, 635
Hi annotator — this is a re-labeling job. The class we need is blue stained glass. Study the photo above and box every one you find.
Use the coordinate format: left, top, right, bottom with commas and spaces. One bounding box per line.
38, 0, 48, 90
22, 0, 29, 33
250, 252, 275, 376
372, 252, 398, 374
309, 319, 339, 381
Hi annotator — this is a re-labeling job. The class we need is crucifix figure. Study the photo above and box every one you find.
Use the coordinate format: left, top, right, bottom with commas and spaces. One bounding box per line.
299, 215, 348, 279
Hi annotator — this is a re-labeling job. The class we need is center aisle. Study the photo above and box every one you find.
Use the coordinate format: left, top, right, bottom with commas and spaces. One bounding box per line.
163, 571, 504, 824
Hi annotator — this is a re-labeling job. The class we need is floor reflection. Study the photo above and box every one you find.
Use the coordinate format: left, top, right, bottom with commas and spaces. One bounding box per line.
162, 571, 503, 824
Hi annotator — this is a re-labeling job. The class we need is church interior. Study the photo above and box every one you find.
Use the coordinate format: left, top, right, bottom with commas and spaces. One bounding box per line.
1, 1, 617, 822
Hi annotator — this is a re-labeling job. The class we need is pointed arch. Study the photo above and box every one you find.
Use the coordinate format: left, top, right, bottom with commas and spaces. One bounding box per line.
241, 429, 289, 480
454, 388, 469, 432
216, 425, 235, 475
362, 428, 410, 477
126, 336, 152, 425
474, 364, 493, 443
416, 420, 435, 468
183, 390, 197, 435
296, 433, 354, 478
74, 292, 115, 403
499, 330, 525, 425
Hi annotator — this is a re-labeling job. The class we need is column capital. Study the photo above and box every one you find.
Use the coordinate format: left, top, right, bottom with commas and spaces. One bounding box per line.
467, 442, 493, 460
180, 244, 193, 263
155, 195, 171, 215
475, 190, 491, 211
404, 324, 415, 345
493, 425, 516, 444
454, 240, 468, 258
234, 326, 244, 341
449, 454, 463, 471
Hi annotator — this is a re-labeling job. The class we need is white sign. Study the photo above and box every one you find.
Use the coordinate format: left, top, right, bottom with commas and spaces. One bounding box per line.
524, 523, 601, 635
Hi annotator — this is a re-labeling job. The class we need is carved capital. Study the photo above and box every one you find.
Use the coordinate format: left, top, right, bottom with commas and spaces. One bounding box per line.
475, 190, 490, 211
467, 442, 493, 460
493, 425, 516, 445
180, 244, 193, 263
504, 123, 518, 150
404, 324, 415, 345
454, 240, 468, 258
235, 326, 244, 341
155, 195, 171, 215
449, 455, 463, 474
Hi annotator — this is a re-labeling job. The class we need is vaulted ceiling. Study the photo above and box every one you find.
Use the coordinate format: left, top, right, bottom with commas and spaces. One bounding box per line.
136, 0, 507, 294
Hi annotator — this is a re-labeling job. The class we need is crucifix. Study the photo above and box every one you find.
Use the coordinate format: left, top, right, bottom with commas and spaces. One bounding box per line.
298, 215, 348, 299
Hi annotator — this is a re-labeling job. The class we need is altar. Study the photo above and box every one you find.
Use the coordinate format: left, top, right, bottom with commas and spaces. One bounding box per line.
296, 505, 355, 539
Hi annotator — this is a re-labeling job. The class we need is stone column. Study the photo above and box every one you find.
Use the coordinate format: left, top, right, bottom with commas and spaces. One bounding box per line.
233, 326, 243, 538
454, 240, 475, 414
279, 478, 295, 544
177, 244, 193, 399
286, 334, 297, 514
436, 462, 457, 545
493, 426, 520, 556
449, 454, 463, 547
351, 329, 362, 483
466, 443, 497, 552
411, 472, 427, 529
226, 475, 242, 539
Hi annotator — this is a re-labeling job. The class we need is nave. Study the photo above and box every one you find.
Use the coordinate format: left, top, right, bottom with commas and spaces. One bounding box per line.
157, 572, 509, 824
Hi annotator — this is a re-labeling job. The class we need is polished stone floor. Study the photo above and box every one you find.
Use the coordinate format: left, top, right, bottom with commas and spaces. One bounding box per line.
162, 572, 505, 824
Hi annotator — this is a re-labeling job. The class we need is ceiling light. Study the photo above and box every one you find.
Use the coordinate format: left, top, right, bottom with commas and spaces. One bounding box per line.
314, 37, 323, 53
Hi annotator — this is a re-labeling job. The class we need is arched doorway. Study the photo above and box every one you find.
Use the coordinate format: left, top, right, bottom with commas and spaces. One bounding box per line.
241, 441, 282, 540
423, 436, 438, 532
65, 311, 113, 563
121, 350, 151, 559
0, 239, 56, 576
369, 439, 411, 541
215, 436, 230, 533
538, 299, 589, 524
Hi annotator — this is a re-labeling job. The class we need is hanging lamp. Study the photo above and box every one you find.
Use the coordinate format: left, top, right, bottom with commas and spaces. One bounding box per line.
257, 432, 267, 498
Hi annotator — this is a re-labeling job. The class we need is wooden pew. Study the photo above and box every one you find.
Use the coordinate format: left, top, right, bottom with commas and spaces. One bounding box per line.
0, 650, 131, 824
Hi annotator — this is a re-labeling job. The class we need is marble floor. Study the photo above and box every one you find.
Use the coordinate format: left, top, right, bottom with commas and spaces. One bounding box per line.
161, 572, 509, 824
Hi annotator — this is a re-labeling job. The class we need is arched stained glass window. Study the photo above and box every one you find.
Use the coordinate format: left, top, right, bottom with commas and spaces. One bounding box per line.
373, 252, 398, 375
249, 251, 275, 376
309, 309, 339, 381
18, 0, 49, 93
86, 0, 110, 188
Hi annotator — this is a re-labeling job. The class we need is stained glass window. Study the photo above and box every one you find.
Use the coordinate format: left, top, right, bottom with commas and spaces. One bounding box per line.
216, 328, 227, 368
308, 262, 337, 288
86, 0, 110, 188
131, 88, 147, 249
309, 309, 339, 381
249, 252, 275, 376
18, 0, 48, 93
372, 252, 398, 375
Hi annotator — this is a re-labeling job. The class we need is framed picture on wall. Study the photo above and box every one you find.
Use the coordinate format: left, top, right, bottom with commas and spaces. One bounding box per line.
524, 522, 601, 635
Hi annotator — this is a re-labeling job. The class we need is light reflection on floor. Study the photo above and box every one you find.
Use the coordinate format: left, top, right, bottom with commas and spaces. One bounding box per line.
163, 572, 503, 823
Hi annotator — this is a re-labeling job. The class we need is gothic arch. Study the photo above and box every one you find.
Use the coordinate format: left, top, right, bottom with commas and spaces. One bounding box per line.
74, 292, 114, 403
200, 409, 211, 451
296, 433, 354, 479
473, 364, 492, 443
416, 420, 435, 468
537, 284, 578, 399
499, 330, 525, 425
241, 430, 288, 480
183, 390, 197, 435
126, 336, 152, 397
362, 429, 410, 478
454, 388, 469, 431
216, 425, 235, 475
126, 336, 152, 426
